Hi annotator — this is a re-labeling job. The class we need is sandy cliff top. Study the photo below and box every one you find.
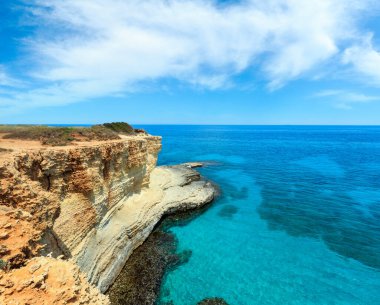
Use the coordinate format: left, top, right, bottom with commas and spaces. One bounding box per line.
0, 123, 156, 163
0, 132, 160, 164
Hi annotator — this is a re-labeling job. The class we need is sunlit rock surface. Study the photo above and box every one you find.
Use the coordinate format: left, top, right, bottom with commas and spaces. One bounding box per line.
0, 133, 216, 303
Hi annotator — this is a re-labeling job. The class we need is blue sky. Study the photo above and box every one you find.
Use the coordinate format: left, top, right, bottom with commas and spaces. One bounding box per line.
1, 0, 380, 124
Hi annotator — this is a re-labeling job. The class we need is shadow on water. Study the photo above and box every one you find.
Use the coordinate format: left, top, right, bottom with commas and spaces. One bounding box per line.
217, 205, 239, 219
257, 168, 380, 270
228, 186, 249, 200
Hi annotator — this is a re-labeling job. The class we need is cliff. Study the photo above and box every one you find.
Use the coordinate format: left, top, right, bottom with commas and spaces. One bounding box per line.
0, 133, 216, 304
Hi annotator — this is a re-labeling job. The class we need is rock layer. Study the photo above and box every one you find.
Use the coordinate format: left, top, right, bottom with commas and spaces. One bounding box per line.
0, 134, 216, 302
75, 165, 215, 292
0, 136, 161, 267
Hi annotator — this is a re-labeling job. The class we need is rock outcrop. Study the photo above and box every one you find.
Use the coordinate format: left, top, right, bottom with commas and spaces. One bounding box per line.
76, 165, 214, 292
0, 135, 161, 269
0, 257, 111, 305
0, 133, 216, 303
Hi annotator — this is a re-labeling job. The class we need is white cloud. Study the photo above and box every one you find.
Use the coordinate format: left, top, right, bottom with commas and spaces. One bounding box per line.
0, 0, 378, 110
314, 89, 380, 109
342, 34, 380, 86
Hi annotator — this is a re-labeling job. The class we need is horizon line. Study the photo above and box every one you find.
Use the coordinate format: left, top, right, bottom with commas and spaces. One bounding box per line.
2, 123, 380, 127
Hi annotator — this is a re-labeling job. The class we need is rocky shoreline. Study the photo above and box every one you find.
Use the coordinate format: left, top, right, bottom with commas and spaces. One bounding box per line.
0, 132, 219, 304
107, 181, 228, 305
107, 196, 213, 305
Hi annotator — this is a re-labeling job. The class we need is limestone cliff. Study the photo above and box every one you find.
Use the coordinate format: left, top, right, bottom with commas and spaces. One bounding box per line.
76, 165, 214, 292
0, 133, 216, 303
0, 136, 161, 268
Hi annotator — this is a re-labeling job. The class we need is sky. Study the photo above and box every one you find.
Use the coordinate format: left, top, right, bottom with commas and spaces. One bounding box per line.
1, 0, 380, 125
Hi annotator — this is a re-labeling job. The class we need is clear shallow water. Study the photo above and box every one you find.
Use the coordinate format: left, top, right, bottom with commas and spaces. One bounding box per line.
139, 125, 380, 305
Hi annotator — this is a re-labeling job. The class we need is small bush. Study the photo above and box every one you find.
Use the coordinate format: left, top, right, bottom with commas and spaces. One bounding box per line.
75, 125, 120, 141
102, 122, 135, 134
0, 259, 7, 270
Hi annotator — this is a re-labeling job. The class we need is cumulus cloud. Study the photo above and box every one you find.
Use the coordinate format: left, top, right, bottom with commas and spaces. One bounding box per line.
342, 34, 380, 86
0, 0, 379, 109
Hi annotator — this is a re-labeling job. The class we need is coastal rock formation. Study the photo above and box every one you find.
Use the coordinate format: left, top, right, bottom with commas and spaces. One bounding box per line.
107, 229, 182, 305
0, 135, 161, 269
79, 164, 214, 292
0, 133, 216, 302
0, 257, 110, 305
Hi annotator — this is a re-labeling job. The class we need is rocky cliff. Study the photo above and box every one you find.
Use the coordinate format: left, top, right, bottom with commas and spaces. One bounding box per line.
0, 134, 216, 304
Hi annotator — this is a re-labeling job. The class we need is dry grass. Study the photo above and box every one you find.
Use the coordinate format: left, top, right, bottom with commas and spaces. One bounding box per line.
0, 123, 143, 146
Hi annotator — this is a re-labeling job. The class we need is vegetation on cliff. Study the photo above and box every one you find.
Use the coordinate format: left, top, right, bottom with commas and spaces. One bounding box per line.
0, 122, 144, 146
102, 122, 134, 134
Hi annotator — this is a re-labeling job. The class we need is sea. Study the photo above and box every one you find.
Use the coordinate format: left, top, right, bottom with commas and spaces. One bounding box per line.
137, 125, 380, 305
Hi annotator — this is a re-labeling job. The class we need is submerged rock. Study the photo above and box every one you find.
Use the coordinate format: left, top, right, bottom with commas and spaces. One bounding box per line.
218, 205, 238, 219
197, 297, 229, 305
107, 230, 187, 305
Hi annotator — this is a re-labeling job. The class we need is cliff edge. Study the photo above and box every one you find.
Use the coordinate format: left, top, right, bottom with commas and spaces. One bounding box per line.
0, 129, 216, 304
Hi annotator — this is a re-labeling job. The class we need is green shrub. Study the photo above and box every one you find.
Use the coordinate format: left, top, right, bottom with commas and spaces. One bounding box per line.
102, 122, 135, 134
0, 259, 7, 270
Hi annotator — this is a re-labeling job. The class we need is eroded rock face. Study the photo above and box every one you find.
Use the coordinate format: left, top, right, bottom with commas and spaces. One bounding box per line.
0, 136, 161, 268
0, 207, 41, 269
0, 135, 217, 303
0, 257, 110, 305
75, 165, 215, 292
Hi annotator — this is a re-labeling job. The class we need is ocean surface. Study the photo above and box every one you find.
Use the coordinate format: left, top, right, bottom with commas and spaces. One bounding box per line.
138, 125, 380, 305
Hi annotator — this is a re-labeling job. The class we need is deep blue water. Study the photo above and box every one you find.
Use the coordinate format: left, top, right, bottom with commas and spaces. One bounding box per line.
137, 125, 380, 305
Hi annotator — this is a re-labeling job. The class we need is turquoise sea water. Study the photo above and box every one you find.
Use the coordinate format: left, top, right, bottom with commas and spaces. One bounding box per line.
140, 125, 380, 305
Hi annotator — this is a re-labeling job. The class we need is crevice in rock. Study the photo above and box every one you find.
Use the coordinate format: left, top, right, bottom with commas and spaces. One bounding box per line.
103, 159, 111, 180
39, 228, 72, 259
45, 174, 51, 191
